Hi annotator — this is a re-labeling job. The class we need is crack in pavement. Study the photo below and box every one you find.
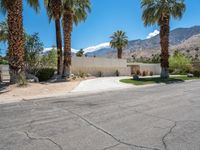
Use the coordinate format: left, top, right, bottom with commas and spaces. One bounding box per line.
27, 120, 35, 132
134, 110, 200, 150
24, 118, 63, 150
132, 102, 200, 150
23, 116, 63, 150
65, 109, 160, 150
21, 101, 160, 150
132, 110, 178, 150
102, 143, 120, 150
19, 97, 200, 150
24, 131, 62, 150
161, 122, 177, 150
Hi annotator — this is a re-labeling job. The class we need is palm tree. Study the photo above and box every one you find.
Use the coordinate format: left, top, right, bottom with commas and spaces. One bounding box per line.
44, 0, 63, 75
0, 0, 39, 83
110, 30, 128, 59
62, 0, 91, 78
141, 0, 185, 79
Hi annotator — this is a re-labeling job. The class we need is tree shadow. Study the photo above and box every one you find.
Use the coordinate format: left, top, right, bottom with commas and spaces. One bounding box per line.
0, 82, 10, 94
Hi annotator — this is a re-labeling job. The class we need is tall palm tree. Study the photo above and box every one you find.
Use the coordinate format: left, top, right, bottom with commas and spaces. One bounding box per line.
0, 0, 39, 83
141, 0, 186, 79
110, 30, 128, 59
62, 0, 91, 78
44, 0, 63, 75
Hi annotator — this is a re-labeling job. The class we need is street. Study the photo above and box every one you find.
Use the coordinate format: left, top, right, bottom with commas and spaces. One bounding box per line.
0, 81, 200, 150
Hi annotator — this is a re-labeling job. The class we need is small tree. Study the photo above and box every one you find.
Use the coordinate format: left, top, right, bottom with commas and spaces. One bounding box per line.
195, 47, 199, 60
76, 49, 84, 57
132, 54, 136, 62
186, 49, 190, 55
41, 47, 57, 68
24, 33, 44, 75
169, 51, 192, 74
151, 54, 160, 63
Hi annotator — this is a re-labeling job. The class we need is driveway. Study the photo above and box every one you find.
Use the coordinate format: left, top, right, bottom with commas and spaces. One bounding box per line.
0, 80, 200, 150
72, 77, 134, 93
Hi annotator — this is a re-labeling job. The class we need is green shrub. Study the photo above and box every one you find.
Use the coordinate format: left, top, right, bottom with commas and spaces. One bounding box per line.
36, 68, 55, 82
142, 71, 148, 76
0, 59, 8, 65
76, 49, 84, 57
78, 71, 86, 78
116, 70, 119, 76
191, 69, 200, 77
169, 68, 174, 74
72, 76, 77, 80
191, 61, 200, 77
150, 71, 153, 76
136, 70, 141, 76
169, 52, 192, 75
98, 71, 103, 77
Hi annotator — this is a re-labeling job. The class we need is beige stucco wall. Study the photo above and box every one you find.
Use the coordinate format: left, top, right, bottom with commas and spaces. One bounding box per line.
0, 65, 10, 81
0, 59, 161, 81
71, 57, 131, 76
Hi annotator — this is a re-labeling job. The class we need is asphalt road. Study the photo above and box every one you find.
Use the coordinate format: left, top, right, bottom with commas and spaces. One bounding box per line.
0, 80, 200, 150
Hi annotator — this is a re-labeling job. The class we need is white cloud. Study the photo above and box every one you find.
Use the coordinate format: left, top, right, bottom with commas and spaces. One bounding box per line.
71, 48, 78, 53
146, 30, 160, 39
44, 47, 78, 53
83, 42, 110, 53
44, 42, 110, 54
43, 47, 52, 53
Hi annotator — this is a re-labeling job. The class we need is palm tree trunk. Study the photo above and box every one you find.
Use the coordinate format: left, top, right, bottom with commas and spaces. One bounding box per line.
7, 0, 25, 84
62, 11, 72, 78
117, 48, 122, 59
159, 15, 170, 79
55, 17, 62, 75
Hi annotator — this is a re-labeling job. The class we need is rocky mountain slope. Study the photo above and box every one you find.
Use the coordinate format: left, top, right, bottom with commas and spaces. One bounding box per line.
86, 26, 200, 58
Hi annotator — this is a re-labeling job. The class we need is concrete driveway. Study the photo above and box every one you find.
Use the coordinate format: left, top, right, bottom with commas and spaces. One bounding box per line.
0, 80, 200, 150
72, 77, 134, 93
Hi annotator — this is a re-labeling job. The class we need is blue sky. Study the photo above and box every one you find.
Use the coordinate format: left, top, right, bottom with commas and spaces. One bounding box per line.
0, 0, 200, 54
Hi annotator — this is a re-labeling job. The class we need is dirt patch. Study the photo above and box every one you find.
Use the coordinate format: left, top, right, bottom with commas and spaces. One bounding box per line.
0, 80, 81, 104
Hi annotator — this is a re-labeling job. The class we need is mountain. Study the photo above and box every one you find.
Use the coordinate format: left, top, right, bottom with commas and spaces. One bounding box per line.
86, 26, 200, 58
86, 48, 113, 57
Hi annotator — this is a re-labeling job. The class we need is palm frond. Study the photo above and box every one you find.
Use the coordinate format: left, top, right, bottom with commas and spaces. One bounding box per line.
141, 0, 186, 26
110, 30, 128, 49
44, 0, 62, 22
26, 0, 40, 13
0, 0, 9, 14
62, 0, 91, 25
